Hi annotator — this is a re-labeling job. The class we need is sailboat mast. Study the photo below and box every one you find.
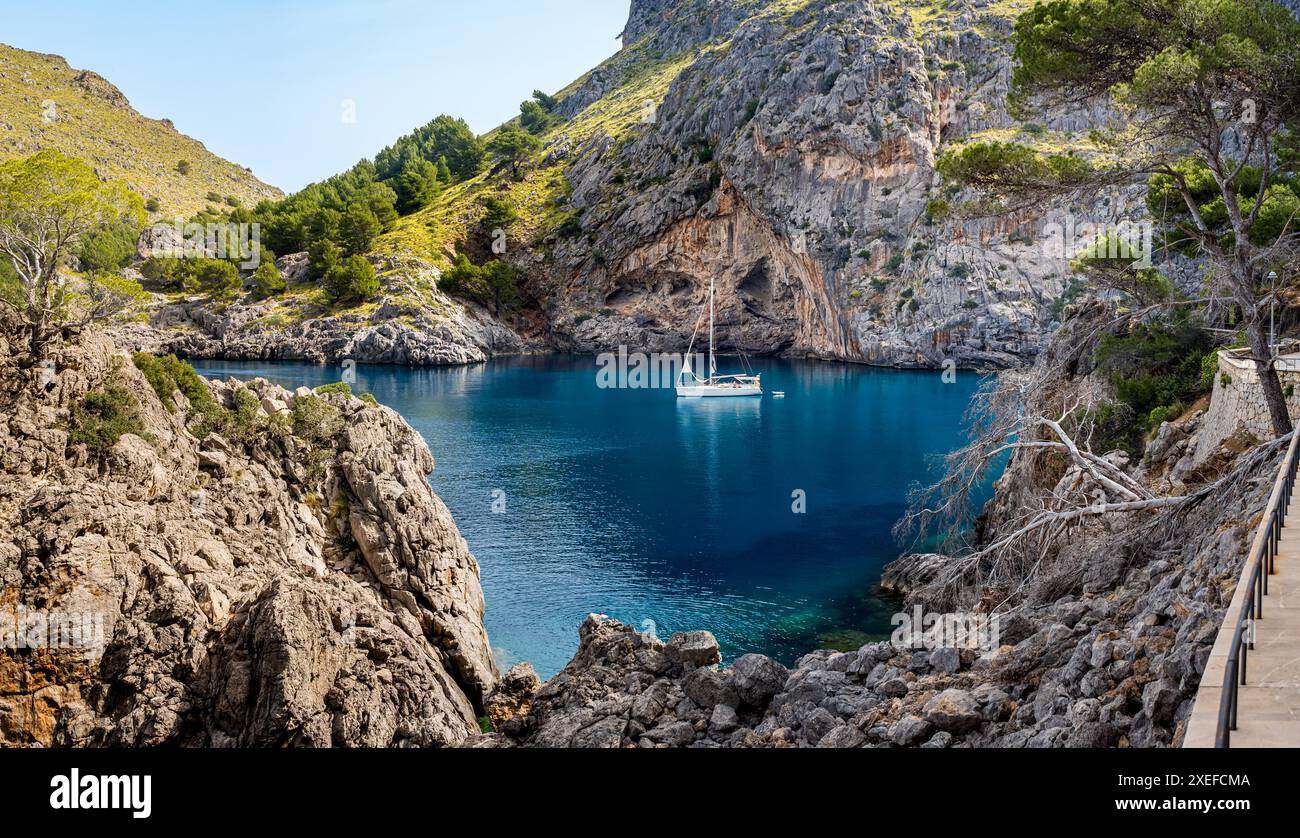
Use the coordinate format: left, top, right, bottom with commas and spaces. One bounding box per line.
708, 275, 716, 379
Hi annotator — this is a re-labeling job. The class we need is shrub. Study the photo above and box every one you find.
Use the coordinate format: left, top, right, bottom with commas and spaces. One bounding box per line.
251, 258, 285, 299
925, 198, 951, 223
225, 387, 267, 444
132, 352, 218, 415
1148, 402, 1185, 427
68, 374, 151, 455
192, 258, 242, 298
556, 208, 585, 239
176, 160, 191, 175
481, 196, 517, 229
79, 221, 141, 272
324, 255, 378, 304
314, 382, 353, 397
0, 258, 20, 308
439, 254, 519, 313
1095, 318, 1214, 446
140, 255, 181, 287
1200, 350, 1221, 391
290, 393, 346, 480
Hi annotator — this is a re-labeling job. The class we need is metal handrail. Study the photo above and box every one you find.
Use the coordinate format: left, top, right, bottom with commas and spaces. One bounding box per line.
1216, 429, 1300, 747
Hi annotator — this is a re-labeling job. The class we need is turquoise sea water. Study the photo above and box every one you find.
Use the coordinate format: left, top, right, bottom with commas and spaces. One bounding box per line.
191, 355, 983, 678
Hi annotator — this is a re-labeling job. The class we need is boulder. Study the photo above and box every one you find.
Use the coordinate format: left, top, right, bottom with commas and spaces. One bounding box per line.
730, 653, 788, 707
923, 689, 982, 733
666, 631, 721, 668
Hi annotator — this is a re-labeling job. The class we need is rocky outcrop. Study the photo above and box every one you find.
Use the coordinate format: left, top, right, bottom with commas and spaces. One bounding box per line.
0, 319, 497, 746
522, 0, 1138, 369
116, 254, 536, 366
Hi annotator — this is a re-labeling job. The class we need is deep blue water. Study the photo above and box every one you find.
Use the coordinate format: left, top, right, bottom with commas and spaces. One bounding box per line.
191, 355, 983, 678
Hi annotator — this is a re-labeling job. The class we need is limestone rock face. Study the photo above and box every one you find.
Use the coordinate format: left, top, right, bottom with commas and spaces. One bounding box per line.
0, 322, 497, 747
530, 0, 1139, 369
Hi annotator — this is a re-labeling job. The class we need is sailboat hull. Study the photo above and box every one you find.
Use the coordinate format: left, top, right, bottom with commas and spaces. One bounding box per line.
676, 383, 762, 398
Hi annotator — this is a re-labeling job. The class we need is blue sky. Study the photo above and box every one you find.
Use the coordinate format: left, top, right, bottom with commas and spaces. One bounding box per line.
1, 0, 630, 192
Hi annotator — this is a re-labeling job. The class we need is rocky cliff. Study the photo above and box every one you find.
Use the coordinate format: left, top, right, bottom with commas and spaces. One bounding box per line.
485, 0, 1140, 369
0, 318, 497, 746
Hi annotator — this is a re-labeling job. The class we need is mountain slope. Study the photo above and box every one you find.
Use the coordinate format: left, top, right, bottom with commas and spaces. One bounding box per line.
0, 42, 281, 217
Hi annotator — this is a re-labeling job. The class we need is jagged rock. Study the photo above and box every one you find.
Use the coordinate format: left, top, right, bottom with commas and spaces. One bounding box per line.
683, 666, 740, 709
1142, 679, 1183, 724
891, 716, 933, 746
0, 323, 496, 747
879, 677, 909, 698
731, 653, 788, 707
709, 704, 739, 734
923, 689, 981, 733
570, 716, 627, 748
930, 646, 961, 674
484, 663, 540, 735
666, 630, 722, 668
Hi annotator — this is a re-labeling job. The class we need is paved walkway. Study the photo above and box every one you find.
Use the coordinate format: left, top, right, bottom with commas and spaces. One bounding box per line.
1186, 447, 1300, 747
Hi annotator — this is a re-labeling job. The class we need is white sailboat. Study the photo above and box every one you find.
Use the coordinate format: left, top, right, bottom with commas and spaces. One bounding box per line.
676, 276, 762, 398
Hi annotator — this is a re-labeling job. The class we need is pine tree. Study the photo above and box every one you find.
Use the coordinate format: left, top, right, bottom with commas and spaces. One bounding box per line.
340, 201, 381, 255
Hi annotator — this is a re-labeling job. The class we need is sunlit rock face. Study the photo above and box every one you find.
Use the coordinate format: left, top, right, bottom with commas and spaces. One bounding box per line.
535, 0, 1134, 370
0, 321, 497, 747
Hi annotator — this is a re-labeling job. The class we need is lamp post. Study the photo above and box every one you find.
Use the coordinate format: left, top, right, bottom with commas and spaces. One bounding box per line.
1269, 270, 1279, 354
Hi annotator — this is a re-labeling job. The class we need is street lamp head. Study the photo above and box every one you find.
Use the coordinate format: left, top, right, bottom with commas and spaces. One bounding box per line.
1269, 271, 1279, 282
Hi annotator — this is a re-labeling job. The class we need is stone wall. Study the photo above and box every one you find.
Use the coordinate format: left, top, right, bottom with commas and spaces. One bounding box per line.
1192, 348, 1300, 462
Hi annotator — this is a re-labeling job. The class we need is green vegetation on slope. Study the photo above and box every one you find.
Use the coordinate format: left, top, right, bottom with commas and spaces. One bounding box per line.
0, 43, 281, 218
